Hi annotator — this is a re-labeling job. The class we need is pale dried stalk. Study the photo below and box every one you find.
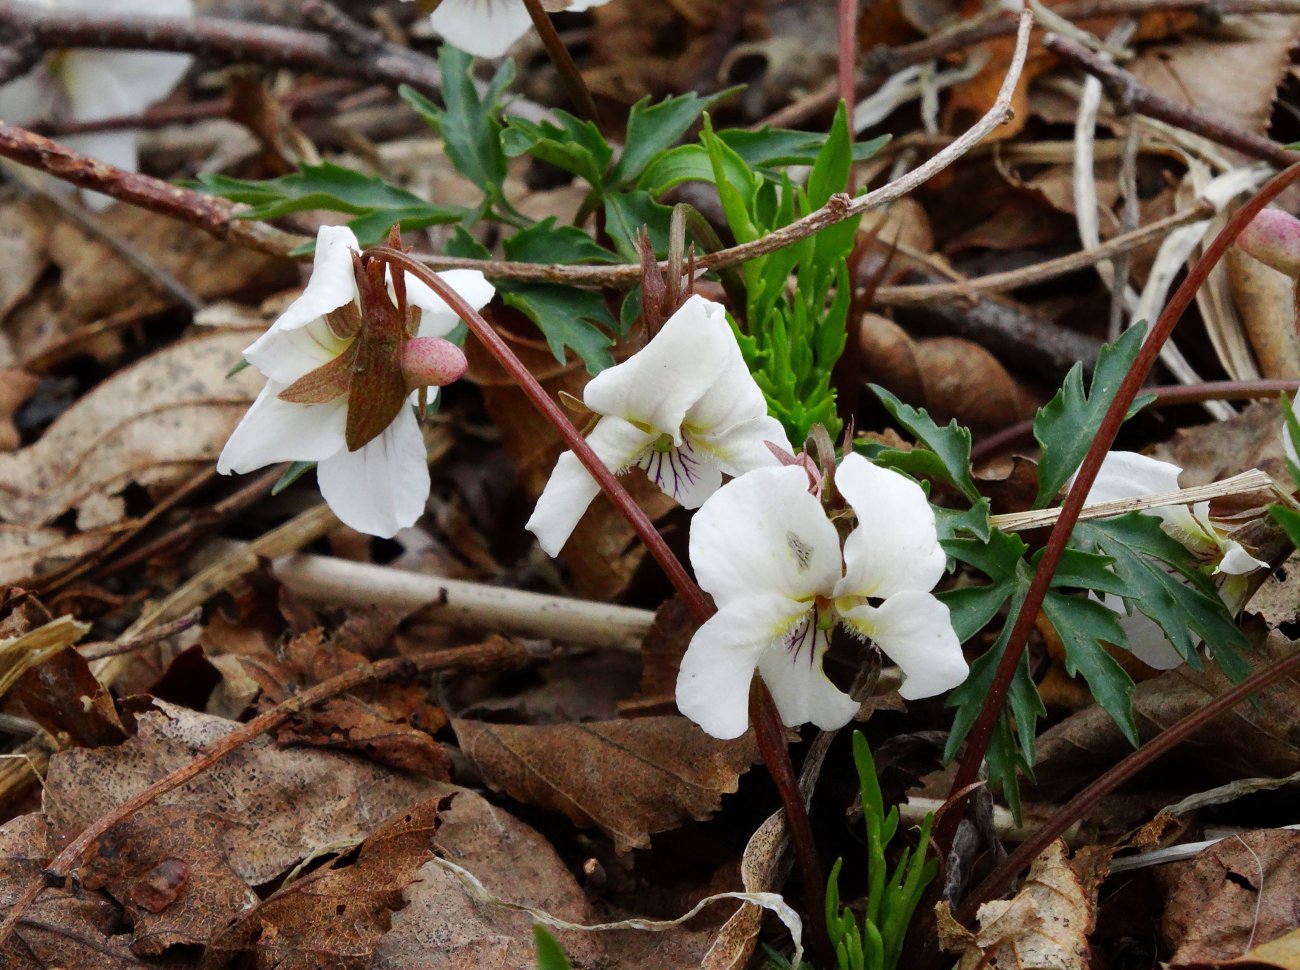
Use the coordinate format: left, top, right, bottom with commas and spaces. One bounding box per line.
272, 552, 655, 650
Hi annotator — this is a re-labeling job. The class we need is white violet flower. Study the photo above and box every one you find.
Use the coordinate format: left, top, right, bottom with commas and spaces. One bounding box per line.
217, 225, 494, 539
1082, 450, 1267, 669
403, 0, 613, 60
0, 0, 195, 209
525, 294, 792, 557
676, 454, 968, 740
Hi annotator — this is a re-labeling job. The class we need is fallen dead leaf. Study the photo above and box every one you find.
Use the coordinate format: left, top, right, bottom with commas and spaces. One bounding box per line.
700, 808, 789, 970
1222, 926, 1300, 968
373, 784, 604, 969
203, 796, 450, 970
81, 807, 258, 957
1164, 829, 1300, 967
943, 840, 1096, 970
44, 701, 443, 885
452, 715, 758, 852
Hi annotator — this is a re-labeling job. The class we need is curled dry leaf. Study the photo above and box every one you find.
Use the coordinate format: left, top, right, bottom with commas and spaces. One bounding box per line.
1226, 247, 1300, 380
941, 840, 1097, 970
203, 796, 450, 970
859, 313, 1039, 436
1163, 829, 1300, 967
700, 808, 789, 970
452, 716, 758, 852
0, 327, 263, 586
373, 784, 604, 969
44, 701, 441, 885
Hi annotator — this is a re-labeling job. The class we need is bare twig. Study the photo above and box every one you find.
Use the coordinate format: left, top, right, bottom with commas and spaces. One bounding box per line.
1046, 33, 1300, 168
0, 1, 444, 95
936, 161, 1300, 858
0, 637, 533, 949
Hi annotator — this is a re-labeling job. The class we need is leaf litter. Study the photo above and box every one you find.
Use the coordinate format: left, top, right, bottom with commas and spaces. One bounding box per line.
0, 0, 1298, 967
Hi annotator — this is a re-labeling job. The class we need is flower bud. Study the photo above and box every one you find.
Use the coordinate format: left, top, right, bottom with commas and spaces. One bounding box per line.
1238, 208, 1300, 277
402, 336, 468, 389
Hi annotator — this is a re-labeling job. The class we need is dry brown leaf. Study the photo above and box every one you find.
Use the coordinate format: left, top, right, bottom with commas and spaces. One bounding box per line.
1035, 633, 1300, 799
701, 808, 789, 970
1164, 829, 1300, 967
373, 784, 604, 969
0, 327, 265, 588
452, 715, 758, 852
1227, 247, 1300, 379
203, 796, 449, 970
14, 642, 126, 748
1223, 927, 1300, 968
0, 369, 37, 452
0, 201, 50, 321
945, 840, 1096, 970
81, 807, 258, 956
0, 813, 145, 970
44, 701, 442, 885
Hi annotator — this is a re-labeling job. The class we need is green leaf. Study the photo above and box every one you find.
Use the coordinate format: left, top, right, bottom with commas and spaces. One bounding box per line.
400, 49, 511, 197
502, 110, 613, 190
272, 461, 315, 496
1282, 392, 1300, 488
869, 385, 981, 504
603, 191, 674, 262
720, 127, 890, 168
934, 498, 992, 544
1073, 514, 1250, 678
1041, 590, 1139, 745
1049, 548, 1126, 596
502, 283, 616, 373
194, 163, 467, 245
806, 101, 851, 211
609, 90, 734, 187
502, 218, 617, 264
533, 926, 573, 970
1270, 503, 1300, 548
1032, 322, 1154, 508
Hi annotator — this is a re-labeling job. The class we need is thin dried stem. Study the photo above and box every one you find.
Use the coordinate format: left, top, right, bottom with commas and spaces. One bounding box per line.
520, 0, 601, 125
937, 161, 1300, 857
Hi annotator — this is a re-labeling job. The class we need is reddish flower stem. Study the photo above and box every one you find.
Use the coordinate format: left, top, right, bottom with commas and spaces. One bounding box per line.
957, 644, 1300, 919
936, 161, 1300, 858
520, 0, 602, 126
368, 246, 833, 965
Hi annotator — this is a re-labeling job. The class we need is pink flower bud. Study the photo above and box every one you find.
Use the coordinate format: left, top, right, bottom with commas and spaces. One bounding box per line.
402, 337, 467, 389
1238, 208, 1300, 277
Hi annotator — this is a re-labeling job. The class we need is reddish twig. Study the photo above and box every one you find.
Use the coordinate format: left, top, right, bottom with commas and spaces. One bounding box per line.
0, 637, 532, 948
839, 0, 859, 157
520, 0, 601, 125
970, 379, 1300, 463
957, 643, 1300, 919
367, 246, 834, 964
937, 161, 1300, 857
1045, 34, 1299, 168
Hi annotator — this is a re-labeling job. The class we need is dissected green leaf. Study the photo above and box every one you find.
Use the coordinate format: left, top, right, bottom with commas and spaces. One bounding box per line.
533, 926, 574, 970
610, 90, 734, 187
603, 190, 674, 262
1032, 322, 1154, 508
502, 110, 613, 190
1041, 590, 1138, 745
720, 127, 889, 169
194, 163, 466, 246
502, 284, 616, 374
1073, 514, 1250, 679
502, 218, 617, 264
869, 385, 981, 504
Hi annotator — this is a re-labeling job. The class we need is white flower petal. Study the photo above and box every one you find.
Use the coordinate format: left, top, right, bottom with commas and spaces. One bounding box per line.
757, 628, 858, 733
635, 435, 722, 509
243, 317, 351, 385
676, 594, 805, 740
273, 225, 362, 332
684, 321, 776, 439
689, 465, 841, 607
217, 383, 347, 474
697, 413, 791, 478
0, 70, 58, 126
1216, 539, 1267, 575
565, 0, 613, 9
1083, 451, 1182, 503
1101, 593, 1184, 669
582, 295, 732, 442
525, 415, 656, 557
429, 0, 537, 58
61, 49, 191, 122
61, 129, 136, 209
405, 268, 495, 339
316, 405, 430, 538
836, 454, 945, 600
840, 590, 966, 699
